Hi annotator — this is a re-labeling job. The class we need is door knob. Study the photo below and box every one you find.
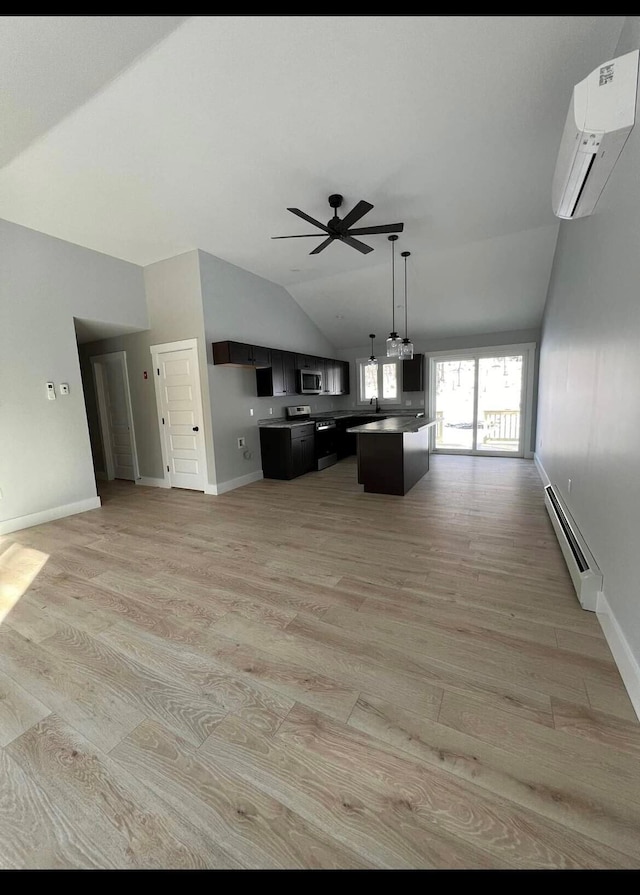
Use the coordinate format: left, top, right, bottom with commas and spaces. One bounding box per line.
192, 426, 199, 431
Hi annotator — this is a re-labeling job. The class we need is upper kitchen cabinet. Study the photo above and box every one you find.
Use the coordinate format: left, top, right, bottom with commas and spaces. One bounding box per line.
214, 339, 349, 396
335, 361, 350, 395
256, 349, 298, 397
297, 354, 320, 371
212, 340, 271, 368
402, 355, 424, 392
322, 359, 335, 395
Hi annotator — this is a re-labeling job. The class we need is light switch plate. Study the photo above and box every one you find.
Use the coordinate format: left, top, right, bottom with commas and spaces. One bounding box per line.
46, 382, 56, 400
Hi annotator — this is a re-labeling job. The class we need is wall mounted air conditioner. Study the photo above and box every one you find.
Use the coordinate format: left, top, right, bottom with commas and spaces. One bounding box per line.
552, 49, 639, 220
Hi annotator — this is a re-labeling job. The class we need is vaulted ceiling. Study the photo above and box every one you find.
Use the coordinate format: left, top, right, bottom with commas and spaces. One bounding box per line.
0, 15, 624, 348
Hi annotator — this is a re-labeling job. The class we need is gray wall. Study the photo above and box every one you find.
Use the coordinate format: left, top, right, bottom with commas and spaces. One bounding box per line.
537, 19, 640, 658
0, 219, 147, 524
78, 250, 210, 482
198, 249, 337, 486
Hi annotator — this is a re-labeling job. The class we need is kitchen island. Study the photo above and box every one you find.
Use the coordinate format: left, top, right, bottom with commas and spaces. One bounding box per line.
347, 416, 437, 495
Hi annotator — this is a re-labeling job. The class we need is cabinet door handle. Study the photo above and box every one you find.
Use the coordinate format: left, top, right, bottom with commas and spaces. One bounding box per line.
192, 426, 199, 432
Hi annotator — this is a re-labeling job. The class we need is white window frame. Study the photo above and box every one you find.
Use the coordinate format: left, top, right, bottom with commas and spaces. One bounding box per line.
427, 342, 536, 459
356, 357, 403, 406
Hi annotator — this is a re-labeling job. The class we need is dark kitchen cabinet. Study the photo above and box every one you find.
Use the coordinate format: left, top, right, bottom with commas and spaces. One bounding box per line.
283, 351, 297, 396
259, 424, 316, 480
336, 415, 383, 459
402, 355, 424, 392
322, 358, 336, 395
297, 354, 320, 371
319, 358, 331, 395
252, 345, 271, 367
291, 429, 316, 477
213, 340, 271, 368
334, 361, 350, 395
256, 350, 285, 396
214, 339, 349, 396
256, 350, 298, 397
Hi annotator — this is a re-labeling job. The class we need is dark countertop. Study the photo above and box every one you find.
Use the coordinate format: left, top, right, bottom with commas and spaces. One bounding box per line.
347, 416, 437, 435
258, 419, 315, 430
258, 409, 426, 429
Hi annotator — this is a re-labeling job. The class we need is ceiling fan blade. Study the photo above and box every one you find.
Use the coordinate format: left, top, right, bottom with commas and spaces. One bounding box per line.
309, 236, 335, 255
347, 222, 405, 236
338, 200, 374, 231
287, 207, 330, 233
340, 234, 374, 254
271, 234, 329, 239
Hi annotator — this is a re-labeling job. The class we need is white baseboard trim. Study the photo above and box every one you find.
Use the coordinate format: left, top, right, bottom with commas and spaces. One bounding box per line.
596, 591, 640, 721
0, 496, 102, 535
205, 470, 264, 496
533, 451, 550, 486
136, 476, 170, 489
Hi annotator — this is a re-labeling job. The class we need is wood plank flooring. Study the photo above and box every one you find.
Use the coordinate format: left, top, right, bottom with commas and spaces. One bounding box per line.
1, 455, 639, 869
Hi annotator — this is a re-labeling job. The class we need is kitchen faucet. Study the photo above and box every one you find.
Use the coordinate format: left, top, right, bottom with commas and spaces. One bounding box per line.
369, 395, 381, 413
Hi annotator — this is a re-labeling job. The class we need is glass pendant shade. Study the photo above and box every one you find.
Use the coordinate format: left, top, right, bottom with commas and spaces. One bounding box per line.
386, 333, 402, 357
400, 337, 414, 359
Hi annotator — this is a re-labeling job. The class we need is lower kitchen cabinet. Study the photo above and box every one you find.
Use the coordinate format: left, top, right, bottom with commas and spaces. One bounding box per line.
336, 415, 382, 459
259, 424, 316, 480
291, 429, 316, 477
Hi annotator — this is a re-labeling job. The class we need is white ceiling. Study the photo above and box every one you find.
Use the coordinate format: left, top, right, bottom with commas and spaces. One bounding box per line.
0, 15, 624, 348
0, 16, 186, 167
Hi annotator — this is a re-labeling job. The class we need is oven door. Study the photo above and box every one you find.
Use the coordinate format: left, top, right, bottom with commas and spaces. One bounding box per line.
298, 370, 322, 394
315, 422, 337, 470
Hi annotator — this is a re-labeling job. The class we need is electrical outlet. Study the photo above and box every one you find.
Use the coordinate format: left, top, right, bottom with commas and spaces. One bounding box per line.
237, 437, 246, 449
568, 478, 572, 494
60, 383, 70, 395
405, 399, 412, 406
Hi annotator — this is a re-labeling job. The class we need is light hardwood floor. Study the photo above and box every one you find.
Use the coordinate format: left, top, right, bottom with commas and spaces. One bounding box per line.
1, 455, 639, 869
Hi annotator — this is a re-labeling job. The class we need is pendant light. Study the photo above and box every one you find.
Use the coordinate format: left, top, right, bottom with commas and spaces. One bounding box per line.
399, 250, 414, 359
386, 235, 402, 357
367, 333, 378, 366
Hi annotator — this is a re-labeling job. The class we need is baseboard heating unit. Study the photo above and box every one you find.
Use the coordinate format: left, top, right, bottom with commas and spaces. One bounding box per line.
544, 485, 602, 611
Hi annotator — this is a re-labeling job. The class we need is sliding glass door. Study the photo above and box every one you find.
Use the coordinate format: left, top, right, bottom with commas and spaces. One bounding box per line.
432, 351, 527, 456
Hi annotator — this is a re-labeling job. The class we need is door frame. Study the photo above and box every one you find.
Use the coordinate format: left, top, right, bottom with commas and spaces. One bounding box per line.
427, 342, 536, 459
149, 338, 209, 490
90, 350, 140, 482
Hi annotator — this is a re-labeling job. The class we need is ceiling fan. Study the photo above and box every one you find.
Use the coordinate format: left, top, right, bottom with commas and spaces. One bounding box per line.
272, 194, 404, 255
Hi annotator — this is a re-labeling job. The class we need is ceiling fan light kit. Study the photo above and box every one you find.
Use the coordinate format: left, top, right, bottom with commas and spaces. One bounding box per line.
386, 235, 402, 358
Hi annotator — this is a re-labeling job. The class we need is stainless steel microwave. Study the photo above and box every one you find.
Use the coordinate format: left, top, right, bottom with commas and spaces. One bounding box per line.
297, 369, 322, 394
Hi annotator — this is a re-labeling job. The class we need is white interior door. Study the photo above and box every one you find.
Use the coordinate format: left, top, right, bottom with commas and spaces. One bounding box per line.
153, 343, 207, 491
92, 352, 138, 481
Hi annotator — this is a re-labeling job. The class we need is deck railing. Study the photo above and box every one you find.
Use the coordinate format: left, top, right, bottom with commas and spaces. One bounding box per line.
483, 409, 520, 443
